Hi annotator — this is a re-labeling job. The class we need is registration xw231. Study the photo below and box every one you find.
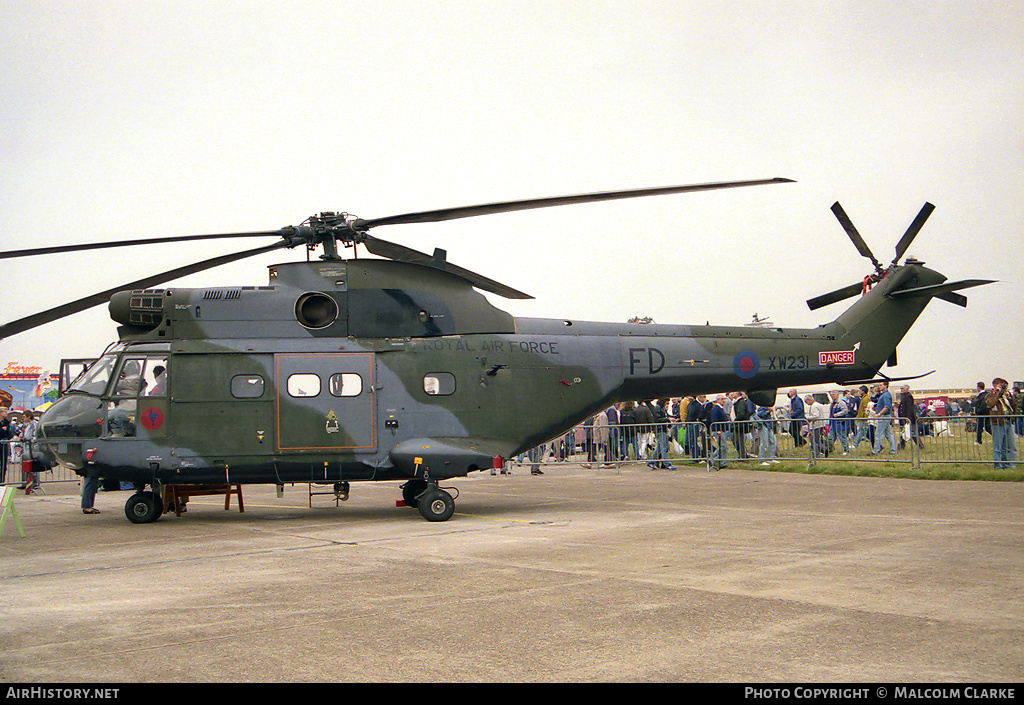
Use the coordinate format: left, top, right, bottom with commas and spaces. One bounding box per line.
767, 355, 809, 370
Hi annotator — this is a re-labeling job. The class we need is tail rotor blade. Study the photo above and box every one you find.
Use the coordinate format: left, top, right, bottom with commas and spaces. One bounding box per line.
831, 202, 882, 273
892, 202, 934, 265
807, 282, 865, 311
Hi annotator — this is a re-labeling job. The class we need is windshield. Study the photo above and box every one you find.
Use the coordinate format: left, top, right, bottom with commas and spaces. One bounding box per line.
67, 354, 118, 396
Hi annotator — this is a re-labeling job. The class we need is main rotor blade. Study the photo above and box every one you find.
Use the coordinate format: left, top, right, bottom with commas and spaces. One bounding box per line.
892, 202, 935, 265
0, 230, 283, 260
362, 235, 532, 299
830, 202, 881, 272
353, 178, 794, 230
0, 241, 290, 339
806, 281, 865, 311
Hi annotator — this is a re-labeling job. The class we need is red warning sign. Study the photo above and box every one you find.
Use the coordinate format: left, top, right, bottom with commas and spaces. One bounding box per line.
819, 350, 856, 365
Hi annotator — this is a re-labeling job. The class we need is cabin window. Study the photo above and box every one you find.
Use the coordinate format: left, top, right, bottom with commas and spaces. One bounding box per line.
231, 374, 265, 399
329, 373, 362, 397
423, 372, 456, 396
287, 373, 321, 398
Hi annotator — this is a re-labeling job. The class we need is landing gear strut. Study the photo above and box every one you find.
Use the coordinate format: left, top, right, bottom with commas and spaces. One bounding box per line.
400, 479, 428, 508
400, 479, 455, 522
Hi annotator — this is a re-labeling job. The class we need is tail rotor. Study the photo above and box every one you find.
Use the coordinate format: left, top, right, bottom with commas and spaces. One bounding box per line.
807, 201, 991, 311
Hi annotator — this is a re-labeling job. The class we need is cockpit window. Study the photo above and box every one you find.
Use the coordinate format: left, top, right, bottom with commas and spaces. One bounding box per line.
66, 355, 118, 396
114, 359, 145, 397
111, 357, 168, 398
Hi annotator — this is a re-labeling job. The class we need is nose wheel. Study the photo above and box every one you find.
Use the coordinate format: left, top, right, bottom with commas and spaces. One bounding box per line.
418, 487, 455, 522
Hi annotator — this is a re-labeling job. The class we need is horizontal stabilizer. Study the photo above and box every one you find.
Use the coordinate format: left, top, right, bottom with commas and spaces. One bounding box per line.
936, 291, 967, 307
837, 370, 936, 386
888, 279, 994, 302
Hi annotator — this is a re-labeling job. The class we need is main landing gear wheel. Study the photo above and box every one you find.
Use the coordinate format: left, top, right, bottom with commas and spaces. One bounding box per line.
125, 491, 163, 524
417, 488, 455, 522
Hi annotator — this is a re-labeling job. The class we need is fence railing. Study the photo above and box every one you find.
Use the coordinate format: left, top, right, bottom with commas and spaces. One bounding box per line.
510, 415, 1022, 472
2, 439, 81, 487
5, 415, 1021, 485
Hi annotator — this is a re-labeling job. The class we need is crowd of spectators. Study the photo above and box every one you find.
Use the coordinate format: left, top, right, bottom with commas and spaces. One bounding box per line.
521, 378, 1021, 472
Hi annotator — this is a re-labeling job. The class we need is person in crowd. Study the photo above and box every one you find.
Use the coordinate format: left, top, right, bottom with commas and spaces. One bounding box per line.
685, 394, 708, 463
827, 389, 851, 456
633, 400, 654, 460
732, 391, 752, 459
754, 404, 779, 466
788, 389, 807, 447
620, 401, 638, 461
583, 415, 597, 466
898, 385, 924, 450
805, 395, 828, 457
709, 395, 730, 469
974, 381, 990, 445
17, 411, 42, 493
648, 399, 674, 469
1011, 386, 1023, 437
593, 409, 614, 468
667, 397, 683, 456
528, 444, 544, 475
81, 465, 102, 514
852, 385, 872, 449
605, 404, 621, 461
872, 381, 897, 455
986, 377, 1018, 470
0, 407, 11, 484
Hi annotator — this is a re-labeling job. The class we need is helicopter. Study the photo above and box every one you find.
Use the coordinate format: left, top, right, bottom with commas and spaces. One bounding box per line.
0, 178, 992, 523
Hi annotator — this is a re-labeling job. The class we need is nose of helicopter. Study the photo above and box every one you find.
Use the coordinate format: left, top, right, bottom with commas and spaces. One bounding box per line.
37, 394, 105, 470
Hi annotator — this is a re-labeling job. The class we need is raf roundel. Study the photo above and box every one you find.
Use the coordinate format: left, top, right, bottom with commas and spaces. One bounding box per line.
140, 408, 164, 431
733, 350, 760, 379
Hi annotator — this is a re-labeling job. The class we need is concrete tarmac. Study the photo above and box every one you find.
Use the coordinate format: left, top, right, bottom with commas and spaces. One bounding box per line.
1, 464, 1022, 683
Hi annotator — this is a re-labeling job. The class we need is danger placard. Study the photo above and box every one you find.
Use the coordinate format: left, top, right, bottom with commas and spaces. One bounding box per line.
819, 350, 856, 365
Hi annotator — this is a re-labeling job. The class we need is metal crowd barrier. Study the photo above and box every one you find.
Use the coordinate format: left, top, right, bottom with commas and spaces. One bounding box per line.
509, 414, 1022, 472
5, 414, 1020, 485
912, 414, 1022, 468
1, 439, 83, 487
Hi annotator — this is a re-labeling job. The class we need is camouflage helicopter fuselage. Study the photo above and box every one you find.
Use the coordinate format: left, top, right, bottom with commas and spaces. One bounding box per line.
39, 254, 943, 491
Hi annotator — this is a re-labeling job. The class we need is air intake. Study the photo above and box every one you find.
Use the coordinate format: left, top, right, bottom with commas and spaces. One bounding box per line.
109, 289, 165, 330
295, 292, 338, 329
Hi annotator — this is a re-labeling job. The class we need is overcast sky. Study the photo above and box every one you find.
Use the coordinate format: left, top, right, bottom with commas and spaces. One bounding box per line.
2, 1, 1021, 391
